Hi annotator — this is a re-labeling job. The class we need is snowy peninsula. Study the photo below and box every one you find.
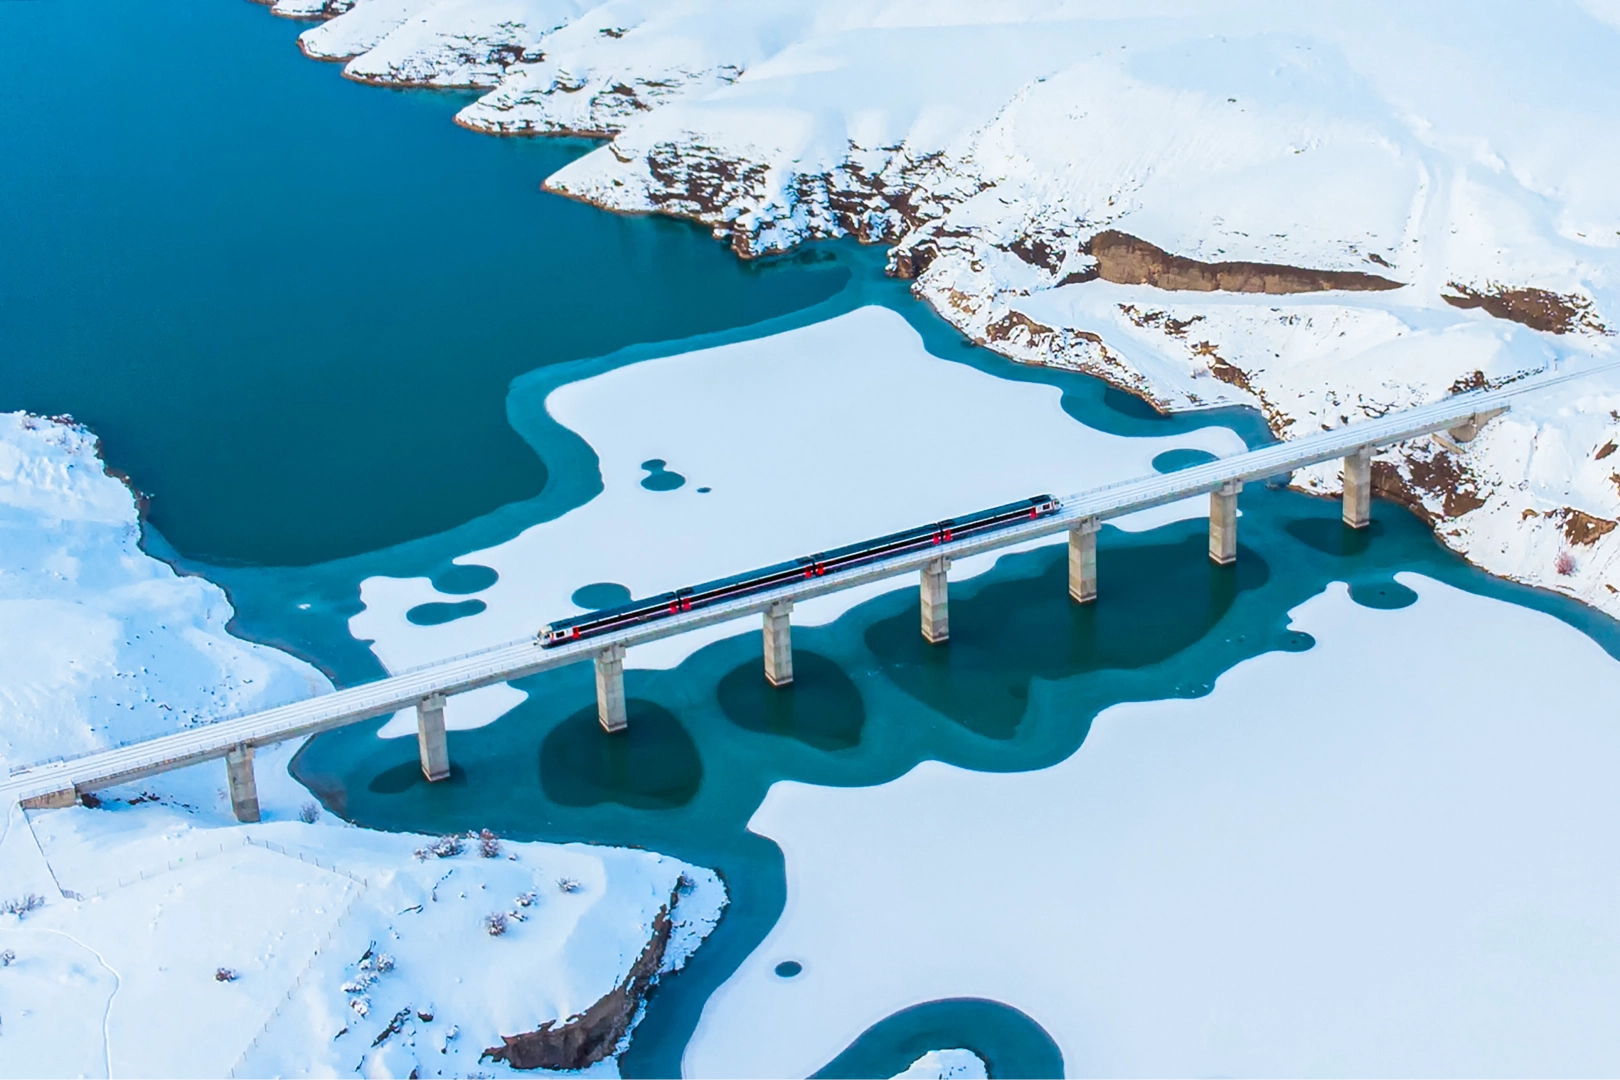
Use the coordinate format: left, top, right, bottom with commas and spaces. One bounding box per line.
0, 413, 725, 1078
273, 0, 1620, 620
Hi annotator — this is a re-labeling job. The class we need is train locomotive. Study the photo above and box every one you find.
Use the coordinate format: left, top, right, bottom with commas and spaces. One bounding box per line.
538, 494, 1060, 648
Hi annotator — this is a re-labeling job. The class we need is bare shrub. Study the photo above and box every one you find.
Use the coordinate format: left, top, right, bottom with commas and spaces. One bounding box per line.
1, 949, 15, 966
2, 894, 45, 919
477, 829, 501, 858
215, 967, 237, 982
484, 912, 508, 936
414, 834, 464, 860
298, 801, 321, 824
515, 891, 537, 908
1556, 550, 1577, 576
556, 877, 581, 894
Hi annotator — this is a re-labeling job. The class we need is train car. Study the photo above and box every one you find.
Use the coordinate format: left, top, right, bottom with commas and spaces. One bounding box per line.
539, 494, 1059, 648
539, 590, 684, 646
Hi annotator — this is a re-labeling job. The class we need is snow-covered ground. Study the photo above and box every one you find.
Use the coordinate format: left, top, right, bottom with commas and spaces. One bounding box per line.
268, 0, 1620, 619
4, 798, 722, 1079
0, 413, 725, 1078
351, 305, 1246, 734
689, 574, 1620, 1077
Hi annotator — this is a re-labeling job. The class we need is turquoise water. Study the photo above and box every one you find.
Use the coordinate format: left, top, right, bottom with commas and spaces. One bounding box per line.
11, 2, 1620, 1075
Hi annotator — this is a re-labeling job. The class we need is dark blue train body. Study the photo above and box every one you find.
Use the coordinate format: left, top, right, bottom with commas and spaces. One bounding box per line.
539, 494, 1060, 647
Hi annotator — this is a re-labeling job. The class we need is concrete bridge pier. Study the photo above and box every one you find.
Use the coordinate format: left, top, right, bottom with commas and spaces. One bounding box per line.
1343, 446, 1373, 529
226, 743, 260, 824
1068, 517, 1101, 603
596, 643, 628, 733
416, 693, 450, 782
763, 600, 794, 687
1209, 480, 1242, 565
921, 557, 950, 644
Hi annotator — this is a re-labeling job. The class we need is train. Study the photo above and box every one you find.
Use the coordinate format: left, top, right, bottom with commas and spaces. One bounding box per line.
538, 494, 1060, 648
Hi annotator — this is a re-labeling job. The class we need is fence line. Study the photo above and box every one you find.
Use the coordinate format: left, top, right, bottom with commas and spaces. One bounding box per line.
227, 835, 372, 1078
60, 834, 368, 899
227, 873, 370, 1079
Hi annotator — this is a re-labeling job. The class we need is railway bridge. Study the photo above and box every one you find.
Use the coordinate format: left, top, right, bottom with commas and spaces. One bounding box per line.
3, 366, 1605, 822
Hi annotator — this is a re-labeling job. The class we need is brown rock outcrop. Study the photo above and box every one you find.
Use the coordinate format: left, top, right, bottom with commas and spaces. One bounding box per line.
1558, 508, 1618, 546
1442, 282, 1608, 335
1089, 230, 1404, 294
481, 885, 681, 1071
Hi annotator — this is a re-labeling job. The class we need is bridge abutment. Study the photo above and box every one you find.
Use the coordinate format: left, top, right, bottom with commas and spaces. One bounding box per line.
1343, 446, 1373, 529
921, 556, 950, 643
596, 644, 628, 733
1209, 480, 1241, 565
21, 787, 79, 810
1448, 406, 1508, 443
226, 743, 260, 823
1068, 518, 1101, 603
763, 600, 793, 687
416, 693, 450, 782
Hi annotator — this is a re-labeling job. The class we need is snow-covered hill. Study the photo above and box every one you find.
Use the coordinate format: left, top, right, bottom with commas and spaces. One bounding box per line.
268, 0, 1620, 617
0, 413, 725, 1077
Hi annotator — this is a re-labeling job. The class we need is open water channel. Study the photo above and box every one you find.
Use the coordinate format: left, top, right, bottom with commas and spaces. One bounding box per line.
5, 1, 1620, 1075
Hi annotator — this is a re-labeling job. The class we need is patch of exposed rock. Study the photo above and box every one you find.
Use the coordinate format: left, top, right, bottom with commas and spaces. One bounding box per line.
480, 884, 681, 1071
1442, 282, 1609, 336
1088, 230, 1404, 294
1523, 507, 1620, 546
1370, 446, 1488, 525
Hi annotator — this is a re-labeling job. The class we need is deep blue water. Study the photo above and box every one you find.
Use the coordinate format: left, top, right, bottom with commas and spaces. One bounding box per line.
0, 0, 846, 567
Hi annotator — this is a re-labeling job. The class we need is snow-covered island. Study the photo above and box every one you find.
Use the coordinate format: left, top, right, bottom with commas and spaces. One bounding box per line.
0, 413, 725, 1078
272, 0, 1620, 618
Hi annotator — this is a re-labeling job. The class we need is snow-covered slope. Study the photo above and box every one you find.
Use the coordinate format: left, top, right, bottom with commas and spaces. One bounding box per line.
0, 413, 725, 1077
3, 801, 723, 1079
265, 0, 1620, 618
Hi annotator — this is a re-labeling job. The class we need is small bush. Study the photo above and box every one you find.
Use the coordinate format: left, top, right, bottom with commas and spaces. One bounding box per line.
478, 829, 501, 858
1556, 550, 1577, 576
1, 948, 15, 966
215, 967, 237, 983
484, 912, 508, 937
414, 834, 464, 860
2, 894, 45, 919
298, 801, 321, 824
515, 891, 537, 908
556, 877, 581, 894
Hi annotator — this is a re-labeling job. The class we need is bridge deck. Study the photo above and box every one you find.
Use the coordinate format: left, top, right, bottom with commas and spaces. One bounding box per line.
2, 366, 1604, 806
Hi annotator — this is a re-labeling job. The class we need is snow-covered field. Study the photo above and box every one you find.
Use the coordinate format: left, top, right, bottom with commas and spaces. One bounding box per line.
271, 0, 1620, 619
0, 413, 724, 1078
352, 305, 1245, 733
690, 574, 1620, 1078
